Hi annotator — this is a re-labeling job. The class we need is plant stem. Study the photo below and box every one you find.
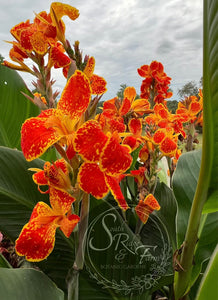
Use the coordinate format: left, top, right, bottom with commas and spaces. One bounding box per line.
67, 193, 90, 300
174, 1, 213, 298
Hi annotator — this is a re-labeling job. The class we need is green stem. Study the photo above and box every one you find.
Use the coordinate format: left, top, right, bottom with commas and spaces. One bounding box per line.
67, 193, 90, 300
174, 1, 213, 298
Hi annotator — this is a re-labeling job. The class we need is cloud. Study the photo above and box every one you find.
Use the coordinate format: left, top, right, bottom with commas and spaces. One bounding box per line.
0, 0, 203, 100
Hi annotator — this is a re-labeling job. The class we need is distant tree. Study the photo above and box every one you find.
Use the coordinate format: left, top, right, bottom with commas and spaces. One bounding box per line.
177, 81, 199, 99
0, 54, 4, 63
166, 100, 178, 114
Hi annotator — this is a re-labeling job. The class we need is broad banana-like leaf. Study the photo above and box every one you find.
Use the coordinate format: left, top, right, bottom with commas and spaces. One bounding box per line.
0, 268, 64, 300
196, 244, 218, 300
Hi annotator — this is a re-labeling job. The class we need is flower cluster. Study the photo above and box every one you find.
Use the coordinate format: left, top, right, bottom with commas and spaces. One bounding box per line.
3, 2, 203, 262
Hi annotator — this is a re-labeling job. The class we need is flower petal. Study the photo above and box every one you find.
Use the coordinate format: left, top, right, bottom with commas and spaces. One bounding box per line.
50, 45, 71, 68
105, 175, 129, 211
50, 2, 79, 21
128, 118, 142, 136
49, 187, 75, 215
123, 87, 136, 103
160, 137, 177, 155
30, 31, 48, 55
21, 110, 61, 161
135, 194, 160, 224
59, 214, 80, 237
90, 74, 107, 95
74, 120, 108, 162
15, 202, 58, 261
83, 56, 95, 78
78, 163, 109, 198
119, 97, 131, 116
57, 70, 91, 118
100, 132, 132, 176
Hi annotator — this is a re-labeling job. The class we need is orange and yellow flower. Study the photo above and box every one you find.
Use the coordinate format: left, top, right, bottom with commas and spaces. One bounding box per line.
138, 61, 172, 104
15, 189, 79, 261
21, 70, 91, 161
73, 120, 132, 210
135, 194, 160, 224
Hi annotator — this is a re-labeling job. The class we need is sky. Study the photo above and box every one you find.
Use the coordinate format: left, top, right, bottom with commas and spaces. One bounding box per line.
0, 0, 203, 101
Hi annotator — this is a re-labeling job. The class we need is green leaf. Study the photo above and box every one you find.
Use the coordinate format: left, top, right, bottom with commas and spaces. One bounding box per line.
172, 150, 201, 247
0, 268, 64, 300
196, 244, 218, 300
172, 150, 218, 287
0, 146, 74, 293
154, 182, 177, 251
0, 252, 12, 268
83, 196, 173, 298
202, 0, 218, 215
0, 63, 57, 162
0, 63, 39, 149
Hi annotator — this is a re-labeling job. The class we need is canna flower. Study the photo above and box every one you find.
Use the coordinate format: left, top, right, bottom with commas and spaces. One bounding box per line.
129, 166, 147, 188
138, 61, 172, 104
123, 118, 144, 150
30, 159, 75, 200
176, 94, 203, 123
135, 194, 160, 224
73, 120, 132, 210
145, 103, 186, 138
15, 189, 79, 261
153, 127, 178, 157
21, 70, 91, 161
100, 87, 151, 134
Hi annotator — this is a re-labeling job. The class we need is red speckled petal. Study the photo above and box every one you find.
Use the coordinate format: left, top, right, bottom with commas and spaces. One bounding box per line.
119, 97, 131, 116
32, 170, 48, 185
105, 175, 129, 211
49, 187, 75, 215
15, 202, 58, 261
57, 70, 91, 118
160, 137, 177, 155
100, 133, 132, 176
78, 163, 109, 199
74, 120, 108, 162
144, 194, 160, 210
50, 46, 71, 68
59, 214, 80, 237
30, 31, 48, 55
128, 118, 142, 136
50, 2, 79, 21
83, 56, 95, 78
90, 74, 107, 95
135, 200, 150, 224
21, 114, 61, 161
153, 129, 166, 144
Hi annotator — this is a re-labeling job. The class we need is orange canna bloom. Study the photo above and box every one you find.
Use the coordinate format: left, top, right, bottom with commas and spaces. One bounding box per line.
30, 159, 75, 200
73, 120, 132, 210
135, 194, 160, 224
138, 61, 172, 104
176, 94, 203, 123
21, 70, 91, 161
15, 189, 79, 261
145, 103, 186, 138
100, 87, 151, 135
123, 118, 144, 150
153, 127, 178, 157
